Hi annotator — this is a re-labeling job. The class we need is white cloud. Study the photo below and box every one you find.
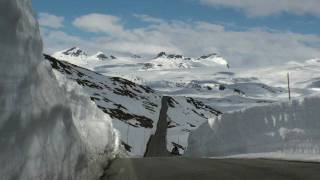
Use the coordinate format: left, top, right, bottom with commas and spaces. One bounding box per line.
73, 13, 125, 36
199, 0, 320, 17
41, 13, 320, 67
133, 14, 166, 24
38, 13, 64, 29
40, 28, 96, 54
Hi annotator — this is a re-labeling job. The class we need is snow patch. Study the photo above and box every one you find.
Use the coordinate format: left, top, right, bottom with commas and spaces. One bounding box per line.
279, 127, 305, 140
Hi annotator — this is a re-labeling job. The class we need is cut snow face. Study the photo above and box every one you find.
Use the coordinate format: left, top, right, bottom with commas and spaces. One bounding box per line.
187, 95, 320, 160
46, 55, 221, 156
0, 1, 118, 180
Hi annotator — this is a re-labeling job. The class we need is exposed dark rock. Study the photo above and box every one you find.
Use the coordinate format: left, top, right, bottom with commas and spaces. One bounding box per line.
62, 47, 87, 57
142, 63, 154, 70
234, 88, 245, 95
187, 122, 196, 127
168, 54, 183, 59
219, 84, 226, 91
96, 53, 109, 60
172, 142, 185, 150
156, 52, 166, 58
186, 97, 222, 116
132, 55, 142, 58
121, 141, 132, 152
143, 101, 158, 112
167, 97, 179, 108
90, 97, 100, 101
199, 53, 217, 59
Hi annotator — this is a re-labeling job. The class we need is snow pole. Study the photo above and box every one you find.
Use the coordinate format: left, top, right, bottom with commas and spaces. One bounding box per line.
126, 123, 130, 145
287, 72, 291, 101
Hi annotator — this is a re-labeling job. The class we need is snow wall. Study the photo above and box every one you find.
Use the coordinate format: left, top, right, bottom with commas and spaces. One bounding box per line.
187, 96, 320, 157
0, 0, 119, 179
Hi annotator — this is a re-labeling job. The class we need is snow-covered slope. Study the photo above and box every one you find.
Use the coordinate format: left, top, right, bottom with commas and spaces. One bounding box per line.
198, 53, 230, 68
46, 55, 221, 155
0, 1, 118, 180
90, 51, 108, 61
187, 95, 320, 159
239, 58, 320, 90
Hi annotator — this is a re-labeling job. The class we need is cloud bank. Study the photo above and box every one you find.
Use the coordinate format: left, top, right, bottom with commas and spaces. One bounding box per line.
199, 0, 320, 17
38, 12, 64, 29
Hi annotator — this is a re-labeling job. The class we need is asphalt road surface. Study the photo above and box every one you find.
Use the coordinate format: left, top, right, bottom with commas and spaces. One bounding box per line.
144, 96, 170, 157
102, 157, 320, 180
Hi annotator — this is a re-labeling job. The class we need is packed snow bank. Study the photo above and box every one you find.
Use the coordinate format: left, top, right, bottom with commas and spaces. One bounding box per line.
187, 96, 320, 159
0, 0, 119, 180
218, 152, 320, 163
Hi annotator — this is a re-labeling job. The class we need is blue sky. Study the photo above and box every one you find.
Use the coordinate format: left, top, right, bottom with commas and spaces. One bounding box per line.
33, 0, 320, 66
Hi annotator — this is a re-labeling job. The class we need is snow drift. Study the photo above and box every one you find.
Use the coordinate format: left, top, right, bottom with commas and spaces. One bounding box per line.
0, 0, 118, 179
187, 96, 320, 158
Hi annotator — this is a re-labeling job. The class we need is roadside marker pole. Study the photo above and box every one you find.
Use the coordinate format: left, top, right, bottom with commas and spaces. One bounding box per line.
287, 72, 291, 101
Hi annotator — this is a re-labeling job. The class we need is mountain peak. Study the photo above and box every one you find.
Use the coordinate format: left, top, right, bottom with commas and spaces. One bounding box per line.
132, 54, 142, 59
197, 53, 230, 68
198, 53, 218, 60
156, 52, 167, 58
90, 51, 117, 60
110, 55, 117, 59
62, 47, 87, 57
155, 52, 187, 60
94, 51, 109, 60
306, 58, 320, 64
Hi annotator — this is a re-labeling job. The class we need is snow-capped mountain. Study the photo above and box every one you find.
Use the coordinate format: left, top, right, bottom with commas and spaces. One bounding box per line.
45, 54, 221, 155
131, 54, 142, 59
53, 48, 119, 66
52, 48, 229, 71
91, 51, 109, 61
53, 47, 88, 60
88, 51, 117, 61
197, 53, 230, 69
142, 52, 230, 70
